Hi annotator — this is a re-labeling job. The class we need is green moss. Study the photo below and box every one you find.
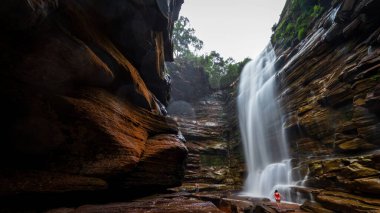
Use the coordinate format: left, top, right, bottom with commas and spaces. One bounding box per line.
272, 0, 325, 46
297, 27, 306, 40
200, 154, 228, 167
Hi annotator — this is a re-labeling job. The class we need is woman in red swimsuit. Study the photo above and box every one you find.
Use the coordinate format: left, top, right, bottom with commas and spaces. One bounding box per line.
274, 190, 283, 209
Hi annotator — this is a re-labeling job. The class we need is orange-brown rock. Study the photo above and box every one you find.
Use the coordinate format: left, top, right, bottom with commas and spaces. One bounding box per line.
119, 134, 188, 188
273, 0, 380, 211
47, 195, 223, 213
316, 190, 380, 212
0, 0, 187, 201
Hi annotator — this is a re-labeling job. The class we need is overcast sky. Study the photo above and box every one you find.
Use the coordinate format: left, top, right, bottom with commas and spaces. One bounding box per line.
180, 0, 286, 61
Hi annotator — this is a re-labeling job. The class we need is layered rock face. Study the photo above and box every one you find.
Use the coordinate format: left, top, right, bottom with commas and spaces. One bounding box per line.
0, 0, 188, 202
167, 62, 244, 190
273, 0, 380, 211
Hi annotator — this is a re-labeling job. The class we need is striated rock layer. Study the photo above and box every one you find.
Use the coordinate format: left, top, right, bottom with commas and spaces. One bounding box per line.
0, 0, 188, 205
272, 0, 380, 211
167, 62, 244, 190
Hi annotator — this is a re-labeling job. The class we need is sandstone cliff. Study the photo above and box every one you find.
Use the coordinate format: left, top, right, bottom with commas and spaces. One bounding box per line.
272, 0, 380, 211
167, 61, 244, 191
0, 0, 188, 209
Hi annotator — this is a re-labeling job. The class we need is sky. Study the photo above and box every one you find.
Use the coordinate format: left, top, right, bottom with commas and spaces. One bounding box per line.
180, 0, 286, 61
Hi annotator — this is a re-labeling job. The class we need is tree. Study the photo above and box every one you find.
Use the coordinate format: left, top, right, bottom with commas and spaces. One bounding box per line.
172, 16, 203, 58
171, 16, 251, 89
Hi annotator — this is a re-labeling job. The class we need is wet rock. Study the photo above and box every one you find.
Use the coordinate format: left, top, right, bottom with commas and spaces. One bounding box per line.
337, 137, 377, 152
335, 0, 357, 24
299, 109, 334, 139
319, 83, 353, 107
336, 121, 356, 134
358, 123, 380, 145
364, 84, 380, 113
334, 134, 377, 152
47, 196, 223, 213
342, 15, 363, 38
340, 162, 379, 179
292, 138, 331, 157
301, 201, 334, 213
351, 177, 380, 195
324, 23, 343, 42
309, 161, 324, 177
352, 106, 378, 127
219, 198, 255, 213
302, 153, 380, 194
274, 54, 287, 70
316, 190, 380, 212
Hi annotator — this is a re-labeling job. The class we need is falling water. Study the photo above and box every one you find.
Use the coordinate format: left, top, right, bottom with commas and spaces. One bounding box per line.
238, 45, 292, 200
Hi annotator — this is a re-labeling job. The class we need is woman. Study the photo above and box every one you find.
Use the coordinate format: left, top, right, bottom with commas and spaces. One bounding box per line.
274, 190, 283, 209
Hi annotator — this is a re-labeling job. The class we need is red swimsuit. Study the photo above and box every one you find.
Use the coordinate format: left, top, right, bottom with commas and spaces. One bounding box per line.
274, 192, 281, 201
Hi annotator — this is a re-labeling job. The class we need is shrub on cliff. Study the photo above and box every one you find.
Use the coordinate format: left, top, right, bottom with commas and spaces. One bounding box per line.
272, 0, 326, 47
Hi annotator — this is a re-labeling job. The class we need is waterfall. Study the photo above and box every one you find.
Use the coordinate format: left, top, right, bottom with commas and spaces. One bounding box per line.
238, 45, 292, 200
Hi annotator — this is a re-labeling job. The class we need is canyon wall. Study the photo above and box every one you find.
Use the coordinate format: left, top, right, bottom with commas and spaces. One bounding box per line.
272, 0, 380, 211
167, 61, 244, 191
0, 0, 188, 208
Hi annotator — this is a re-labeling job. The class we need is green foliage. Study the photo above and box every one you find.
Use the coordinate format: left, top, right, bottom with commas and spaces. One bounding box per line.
173, 16, 204, 58
220, 57, 251, 88
311, 5, 323, 17
272, 0, 325, 46
172, 16, 251, 89
297, 27, 306, 40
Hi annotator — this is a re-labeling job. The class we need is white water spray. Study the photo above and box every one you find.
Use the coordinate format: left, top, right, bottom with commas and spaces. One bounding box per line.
238, 45, 292, 199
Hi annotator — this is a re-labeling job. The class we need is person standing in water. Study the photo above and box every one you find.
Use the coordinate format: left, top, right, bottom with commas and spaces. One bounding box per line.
274, 190, 283, 209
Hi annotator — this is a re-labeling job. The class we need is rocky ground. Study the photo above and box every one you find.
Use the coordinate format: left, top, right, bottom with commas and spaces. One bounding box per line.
43, 191, 308, 213
2, 0, 380, 212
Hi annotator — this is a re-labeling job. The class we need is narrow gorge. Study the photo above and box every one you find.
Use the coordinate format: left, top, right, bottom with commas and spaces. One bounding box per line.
1, 0, 380, 213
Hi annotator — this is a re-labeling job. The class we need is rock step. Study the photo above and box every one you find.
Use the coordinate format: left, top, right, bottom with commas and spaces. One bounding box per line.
47, 195, 223, 213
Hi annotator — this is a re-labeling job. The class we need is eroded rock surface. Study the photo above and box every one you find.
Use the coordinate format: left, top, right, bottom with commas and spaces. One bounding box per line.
167, 62, 244, 190
273, 0, 380, 212
0, 0, 187, 203
47, 195, 223, 213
